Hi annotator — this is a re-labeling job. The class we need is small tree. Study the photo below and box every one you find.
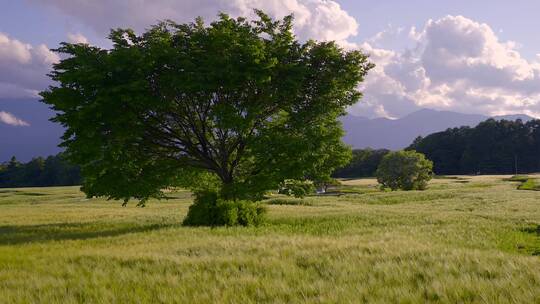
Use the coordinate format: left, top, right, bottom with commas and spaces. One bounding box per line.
278, 179, 315, 198
40, 11, 373, 225
376, 150, 433, 191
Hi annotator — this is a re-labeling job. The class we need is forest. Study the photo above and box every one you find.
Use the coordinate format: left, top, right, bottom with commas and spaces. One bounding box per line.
0, 154, 81, 188
409, 118, 540, 175
332, 148, 390, 178
333, 118, 540, 178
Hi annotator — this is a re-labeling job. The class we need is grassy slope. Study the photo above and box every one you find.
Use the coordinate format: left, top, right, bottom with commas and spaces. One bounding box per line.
0, 176, 540, 303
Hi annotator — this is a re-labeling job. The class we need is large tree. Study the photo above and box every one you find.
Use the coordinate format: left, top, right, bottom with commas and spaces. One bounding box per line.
41, 11, 373, 204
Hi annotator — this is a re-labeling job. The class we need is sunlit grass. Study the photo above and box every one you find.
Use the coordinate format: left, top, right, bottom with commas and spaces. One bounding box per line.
1, 176, 540, 303
518, 178, 540, 191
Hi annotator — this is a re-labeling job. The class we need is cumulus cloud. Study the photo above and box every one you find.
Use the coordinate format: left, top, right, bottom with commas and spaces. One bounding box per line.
29, 0, 358, 43
0, 111, 29, 126
352, 15, 540, 118
0, 32, 59, 99
67, 32, 89, 44
8, 2, 540, 119
2, 1, 356, 101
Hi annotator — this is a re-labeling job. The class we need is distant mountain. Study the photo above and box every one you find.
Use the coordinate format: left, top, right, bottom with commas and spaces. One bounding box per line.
0, 99, 63, 162
342, 109, 535, 150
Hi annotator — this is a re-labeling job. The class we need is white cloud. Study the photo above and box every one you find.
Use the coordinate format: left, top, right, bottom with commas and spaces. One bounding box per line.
2, 1, 356, 100
8, 3, 540, 119
29, 0, 358, 42
0, 34, 32, 64
352, 15, 540, 118
0, 33, 59, 99
67, 32, 89, 44
0, 111, 29, 126
367, 24, 404, 46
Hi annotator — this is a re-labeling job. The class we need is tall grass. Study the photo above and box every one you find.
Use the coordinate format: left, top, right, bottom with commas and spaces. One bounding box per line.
1, 176, 540, 303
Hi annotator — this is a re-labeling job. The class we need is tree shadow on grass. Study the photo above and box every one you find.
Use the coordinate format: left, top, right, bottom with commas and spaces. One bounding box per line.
0, 222, 179, 246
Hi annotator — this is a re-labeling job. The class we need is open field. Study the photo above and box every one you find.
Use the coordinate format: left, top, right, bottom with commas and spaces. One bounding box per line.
1, 176, 540, 303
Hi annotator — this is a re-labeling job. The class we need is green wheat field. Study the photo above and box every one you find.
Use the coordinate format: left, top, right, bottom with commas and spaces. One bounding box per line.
1, 175, 540, 303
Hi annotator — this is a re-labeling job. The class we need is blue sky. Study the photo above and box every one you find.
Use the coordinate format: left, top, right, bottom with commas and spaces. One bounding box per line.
1, 0, 540, 125
341, 0, 540, 60
3, 1, 540, 59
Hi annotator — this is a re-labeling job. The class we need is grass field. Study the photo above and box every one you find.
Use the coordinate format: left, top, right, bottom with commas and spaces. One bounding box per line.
1, 176, 540, 303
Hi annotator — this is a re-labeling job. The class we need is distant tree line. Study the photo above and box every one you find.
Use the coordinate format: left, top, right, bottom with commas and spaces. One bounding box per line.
3, 119, 538, 188
408, 119, 540, 175
333, 148, 390, 178
0, 153, 81, 188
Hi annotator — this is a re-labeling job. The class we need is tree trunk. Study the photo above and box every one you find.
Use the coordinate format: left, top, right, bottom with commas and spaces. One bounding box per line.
217, 170, 237, 201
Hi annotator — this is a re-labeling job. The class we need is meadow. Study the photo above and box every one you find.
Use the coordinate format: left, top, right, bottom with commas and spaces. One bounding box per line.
1, 175, 540, 303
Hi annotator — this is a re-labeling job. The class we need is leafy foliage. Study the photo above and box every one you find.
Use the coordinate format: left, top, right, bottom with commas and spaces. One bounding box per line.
278, 179, 315, 198
376, 150, 433, 191
41, 11, 373, 204
0, 154, 81, 188
409, 119, 540, 175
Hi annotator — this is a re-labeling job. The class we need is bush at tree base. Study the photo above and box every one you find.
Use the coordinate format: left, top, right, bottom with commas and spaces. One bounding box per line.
183, 191, 266, 227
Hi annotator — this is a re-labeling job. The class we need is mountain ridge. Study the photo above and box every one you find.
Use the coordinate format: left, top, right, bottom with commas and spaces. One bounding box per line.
342, 109, 535, 150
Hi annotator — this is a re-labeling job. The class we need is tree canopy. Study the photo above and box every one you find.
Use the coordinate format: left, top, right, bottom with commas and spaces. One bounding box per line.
376, 150, 433, 191
41, 11, 373, 204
